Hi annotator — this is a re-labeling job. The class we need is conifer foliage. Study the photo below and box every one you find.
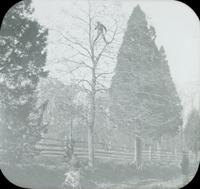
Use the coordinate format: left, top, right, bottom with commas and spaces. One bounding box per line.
110, 5, 182, 141
0, 0, 48, 162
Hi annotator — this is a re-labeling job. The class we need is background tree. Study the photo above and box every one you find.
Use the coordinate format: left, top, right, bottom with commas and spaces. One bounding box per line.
0, 0, 48, 162
109, 5, 182, 168
184, 109, 200, 161
37, 78, 86, 142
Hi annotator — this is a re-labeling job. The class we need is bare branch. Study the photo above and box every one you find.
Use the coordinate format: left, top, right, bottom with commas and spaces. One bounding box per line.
77, 79, 92, 89
63, 58, 92, 70
96, 88, 108, 93
95, 81, 107, 93
50, 28, 92, 57
98, 53, 116, 60
76, 83, 91, 96
88, 7, 95, 62
96, 71, 114, 80
62, 41, 91, 59
71, 14, 89, 25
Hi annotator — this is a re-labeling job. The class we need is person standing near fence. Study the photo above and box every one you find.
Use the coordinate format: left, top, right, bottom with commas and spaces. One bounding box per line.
64, 139, 75, 162
62, 139, 81, 189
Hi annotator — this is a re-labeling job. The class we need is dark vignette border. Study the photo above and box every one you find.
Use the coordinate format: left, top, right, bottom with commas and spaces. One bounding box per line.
179, 0, 199, 19
0, 0, 22, 26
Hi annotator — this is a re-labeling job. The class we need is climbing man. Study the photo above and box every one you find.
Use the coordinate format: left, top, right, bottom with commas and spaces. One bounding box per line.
94, 21, 107, 43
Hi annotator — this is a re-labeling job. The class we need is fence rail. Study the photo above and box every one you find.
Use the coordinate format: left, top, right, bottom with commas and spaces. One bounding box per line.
34, 138, 191, 163
0, 137, 198, 164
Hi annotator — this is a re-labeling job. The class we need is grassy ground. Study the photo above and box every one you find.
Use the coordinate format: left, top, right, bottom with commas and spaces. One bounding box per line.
1, 159, 198, 189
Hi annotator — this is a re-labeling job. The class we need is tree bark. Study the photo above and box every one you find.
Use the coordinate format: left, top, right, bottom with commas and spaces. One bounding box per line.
88, 67, 96, 168
135, 136, 142, 169
88, 124, 94, 167
69, 118, 73, 142
88, 98, 95, 167
157, 140, 161, 161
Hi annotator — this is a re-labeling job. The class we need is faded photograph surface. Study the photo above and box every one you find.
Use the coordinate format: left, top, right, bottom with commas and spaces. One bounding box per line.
0, 0, 200, 189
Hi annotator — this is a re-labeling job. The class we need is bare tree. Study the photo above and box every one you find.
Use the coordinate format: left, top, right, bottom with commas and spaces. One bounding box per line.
52, 2, 118, 167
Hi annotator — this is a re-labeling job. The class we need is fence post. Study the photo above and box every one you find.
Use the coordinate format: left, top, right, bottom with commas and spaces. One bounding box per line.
157, 142, 161, 162
148, 146, 151, 162
151, 145, 154, 162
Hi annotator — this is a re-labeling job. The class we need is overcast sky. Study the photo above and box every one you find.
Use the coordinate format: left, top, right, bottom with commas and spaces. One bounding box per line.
31, 0, 200, 118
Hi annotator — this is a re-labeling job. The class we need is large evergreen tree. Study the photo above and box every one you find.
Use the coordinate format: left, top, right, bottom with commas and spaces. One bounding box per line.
0, 0, 48, 162
109, 5, 182, 167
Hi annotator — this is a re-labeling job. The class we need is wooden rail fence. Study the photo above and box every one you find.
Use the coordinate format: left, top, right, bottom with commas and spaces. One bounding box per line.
34, 137, 191, 163
0, 137, 197, 164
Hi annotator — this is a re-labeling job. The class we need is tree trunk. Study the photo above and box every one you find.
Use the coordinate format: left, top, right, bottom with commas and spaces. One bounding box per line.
157, 140, 161, 161
135, 136, 142, 169
69, 118, 73, 142
88, 124, 94, 167
148, 145, 152, 161
88, 87, 96, 168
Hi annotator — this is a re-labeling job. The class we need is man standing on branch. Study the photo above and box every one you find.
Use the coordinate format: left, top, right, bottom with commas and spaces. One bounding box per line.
94, 21, 108, 43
